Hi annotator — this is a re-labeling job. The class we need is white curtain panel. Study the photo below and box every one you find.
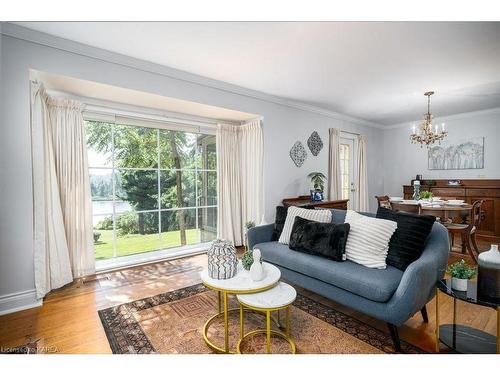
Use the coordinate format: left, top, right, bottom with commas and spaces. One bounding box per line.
47, 97, 95, 278
357, 134, 369, 212
30, 82, 95, 299
31, 82, 73, 299
216, 120, 263, 246
239, 119, 264, 231
327, 128, 342, 200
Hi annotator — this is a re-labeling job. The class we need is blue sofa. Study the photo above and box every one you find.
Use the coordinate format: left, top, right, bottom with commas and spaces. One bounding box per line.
247, 209, 450, 352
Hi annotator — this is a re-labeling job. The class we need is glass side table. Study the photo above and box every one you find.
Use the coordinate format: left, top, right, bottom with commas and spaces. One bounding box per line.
435, 279, 499, 354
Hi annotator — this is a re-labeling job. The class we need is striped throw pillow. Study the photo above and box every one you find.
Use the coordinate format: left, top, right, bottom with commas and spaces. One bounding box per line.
344, 210, 398, 269
278, 206, 332, 245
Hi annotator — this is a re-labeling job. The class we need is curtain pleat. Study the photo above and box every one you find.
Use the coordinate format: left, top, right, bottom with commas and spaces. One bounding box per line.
216, 120, 263, 246
357, 135, 369, 212
328, 128, 342, 200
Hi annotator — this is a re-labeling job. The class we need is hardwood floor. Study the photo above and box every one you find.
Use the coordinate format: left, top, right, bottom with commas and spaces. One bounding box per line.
0, 239, 497, 354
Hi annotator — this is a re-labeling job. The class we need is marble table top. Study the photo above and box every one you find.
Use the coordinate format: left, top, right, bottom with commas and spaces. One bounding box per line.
237, 282, 297, 309
200, 261, 281, 294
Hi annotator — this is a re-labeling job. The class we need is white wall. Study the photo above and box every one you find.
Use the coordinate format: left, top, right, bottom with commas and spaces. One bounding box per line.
383, 108, 500, 196
0, 26, 385, 309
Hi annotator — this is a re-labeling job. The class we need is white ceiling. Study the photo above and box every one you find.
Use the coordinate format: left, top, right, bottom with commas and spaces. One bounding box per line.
15, 22, 500, 125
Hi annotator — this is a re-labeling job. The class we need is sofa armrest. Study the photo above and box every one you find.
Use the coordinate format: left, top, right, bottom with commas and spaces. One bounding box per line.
247, 224, 275, 249
388, 222, 450, 325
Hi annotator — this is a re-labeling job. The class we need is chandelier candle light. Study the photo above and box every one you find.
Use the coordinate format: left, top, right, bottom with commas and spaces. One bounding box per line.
410, 91, 448, 147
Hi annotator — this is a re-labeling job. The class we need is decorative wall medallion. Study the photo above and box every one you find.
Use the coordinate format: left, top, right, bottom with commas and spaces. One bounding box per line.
290, 141, 307, 167
307, 131, 323, 156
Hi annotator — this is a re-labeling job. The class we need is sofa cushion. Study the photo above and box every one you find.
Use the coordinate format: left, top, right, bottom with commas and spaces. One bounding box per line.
289, 216, 349, 262
376, 207, 435, 271
279, 206, 332, 245
271, 206, 289, 241
256, 241, 403, 303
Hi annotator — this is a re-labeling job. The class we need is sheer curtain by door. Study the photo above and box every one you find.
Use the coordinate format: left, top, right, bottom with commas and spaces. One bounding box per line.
31, 82, 95, 299
356, 134, 369, 212
216, 119, 263, 246
328, 128, 342, 200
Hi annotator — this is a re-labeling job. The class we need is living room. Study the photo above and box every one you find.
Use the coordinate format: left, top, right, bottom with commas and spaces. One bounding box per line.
1, 1, 499, 373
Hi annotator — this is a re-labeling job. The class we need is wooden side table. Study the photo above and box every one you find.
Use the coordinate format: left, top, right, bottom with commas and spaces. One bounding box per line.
435, 279, 499, 354
236, 282, 297, 354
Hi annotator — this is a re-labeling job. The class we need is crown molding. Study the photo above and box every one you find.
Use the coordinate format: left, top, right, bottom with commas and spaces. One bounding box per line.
383, 106, 500, 130
1, 22, 384, 130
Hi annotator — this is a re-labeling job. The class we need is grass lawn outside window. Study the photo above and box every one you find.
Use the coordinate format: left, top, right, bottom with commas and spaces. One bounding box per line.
94, 229, 203, 260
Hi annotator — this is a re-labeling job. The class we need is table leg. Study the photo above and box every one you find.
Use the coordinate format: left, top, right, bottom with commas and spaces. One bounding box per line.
497, 307, 499, 354
240, 303, 244, 340
452, 298, 457, 349
223, 292, 229, 353
435, 287, 440, 353
286, 306, 291, 337
266, 310, 271, 354
217, 291, 222, 314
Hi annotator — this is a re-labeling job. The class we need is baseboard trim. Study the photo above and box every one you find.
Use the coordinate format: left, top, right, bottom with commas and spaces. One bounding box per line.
0, 289, 42, 316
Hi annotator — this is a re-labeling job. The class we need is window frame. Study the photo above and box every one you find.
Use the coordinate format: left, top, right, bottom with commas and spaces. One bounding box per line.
85, 113, 218, 263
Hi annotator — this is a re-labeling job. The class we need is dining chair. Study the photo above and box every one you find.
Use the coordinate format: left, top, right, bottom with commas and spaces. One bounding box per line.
375, 195, 391, 209
391, 202, 421, 214
446, 200, 484, 264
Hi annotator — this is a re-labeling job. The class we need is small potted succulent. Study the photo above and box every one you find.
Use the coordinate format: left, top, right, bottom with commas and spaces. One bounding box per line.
446, 259, 476, 292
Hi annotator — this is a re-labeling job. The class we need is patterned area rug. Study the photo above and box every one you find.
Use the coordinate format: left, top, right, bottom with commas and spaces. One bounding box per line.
98, 284, 424, 354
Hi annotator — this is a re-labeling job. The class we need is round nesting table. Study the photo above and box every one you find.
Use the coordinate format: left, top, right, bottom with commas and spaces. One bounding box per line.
435, 279, 499, 353
200, 262, 281, 354
236, 282, 297, 354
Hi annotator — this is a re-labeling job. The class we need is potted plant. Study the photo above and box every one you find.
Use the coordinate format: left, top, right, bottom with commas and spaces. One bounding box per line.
446, 259, 476, 291
308, 172, 326, 201
420, 191, 433, 200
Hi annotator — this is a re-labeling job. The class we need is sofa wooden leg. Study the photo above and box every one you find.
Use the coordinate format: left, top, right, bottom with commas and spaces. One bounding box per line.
387, 323, 403, 353
421, 305, 429, 323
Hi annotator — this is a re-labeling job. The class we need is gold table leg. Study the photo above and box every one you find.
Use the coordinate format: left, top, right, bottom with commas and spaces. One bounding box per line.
435, 287, 440, 353
223, 292, 229, 353
240, 304, 244, 340
266, 311, 271, 354
217, 291, 222, 314
286, 306, 291, 337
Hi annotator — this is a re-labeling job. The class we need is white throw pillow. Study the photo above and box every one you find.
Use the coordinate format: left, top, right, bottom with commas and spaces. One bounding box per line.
278, 206, 332, 245
344, 210, 397, 269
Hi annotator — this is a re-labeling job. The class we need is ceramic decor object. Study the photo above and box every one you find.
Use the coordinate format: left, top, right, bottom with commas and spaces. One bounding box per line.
478, 244, 500, 302
207, 239, 237, 280
249, 249, 265, 281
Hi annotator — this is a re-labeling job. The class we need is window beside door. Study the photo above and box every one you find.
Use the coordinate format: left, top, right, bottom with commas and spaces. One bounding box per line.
86, 120, 217, 261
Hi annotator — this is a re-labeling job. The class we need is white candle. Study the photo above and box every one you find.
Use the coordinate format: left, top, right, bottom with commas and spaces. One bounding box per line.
412, 124, 416, 134
441, 122, 445, 132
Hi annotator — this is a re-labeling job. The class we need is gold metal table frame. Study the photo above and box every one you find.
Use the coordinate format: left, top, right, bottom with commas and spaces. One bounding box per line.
202, 282, 280, 354
236, 300, 296, 354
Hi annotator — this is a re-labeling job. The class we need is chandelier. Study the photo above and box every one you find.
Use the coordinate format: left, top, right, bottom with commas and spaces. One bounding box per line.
409, 91, 447, 147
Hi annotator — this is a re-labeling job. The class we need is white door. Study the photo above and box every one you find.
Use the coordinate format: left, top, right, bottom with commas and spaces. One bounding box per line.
340, 135, 358, 210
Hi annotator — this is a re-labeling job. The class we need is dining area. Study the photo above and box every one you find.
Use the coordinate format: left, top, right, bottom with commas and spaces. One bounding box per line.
376, 195, 484, 263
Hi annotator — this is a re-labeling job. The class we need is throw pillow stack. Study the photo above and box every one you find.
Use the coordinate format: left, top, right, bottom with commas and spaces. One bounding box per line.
271, 205, 435, 270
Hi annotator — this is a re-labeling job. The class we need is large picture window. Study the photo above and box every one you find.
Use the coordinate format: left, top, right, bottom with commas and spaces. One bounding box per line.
86, 120, 217, 261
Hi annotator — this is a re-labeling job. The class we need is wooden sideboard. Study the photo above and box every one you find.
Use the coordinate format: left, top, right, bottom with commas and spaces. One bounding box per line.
282, 196, 349, 210
403, 179, 500, 242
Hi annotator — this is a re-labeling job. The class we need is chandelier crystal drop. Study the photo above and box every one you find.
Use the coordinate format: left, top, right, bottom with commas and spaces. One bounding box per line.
409, 91, 448, 147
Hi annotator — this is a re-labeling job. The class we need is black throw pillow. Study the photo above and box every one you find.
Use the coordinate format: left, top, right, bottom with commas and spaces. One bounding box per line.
271, 206, 289, 241
288, 216, 350, 262
376, 207, 435, 271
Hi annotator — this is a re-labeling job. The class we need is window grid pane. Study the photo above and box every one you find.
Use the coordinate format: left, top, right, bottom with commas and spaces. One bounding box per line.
86, 120, 217, 261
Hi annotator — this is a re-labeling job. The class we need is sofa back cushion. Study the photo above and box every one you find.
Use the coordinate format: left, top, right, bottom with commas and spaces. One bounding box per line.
279, 206, 332, 245
376, 207, 435, 271
289, 216, 350, 262
271, 206, 289, 241
344, 210, 398, 269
